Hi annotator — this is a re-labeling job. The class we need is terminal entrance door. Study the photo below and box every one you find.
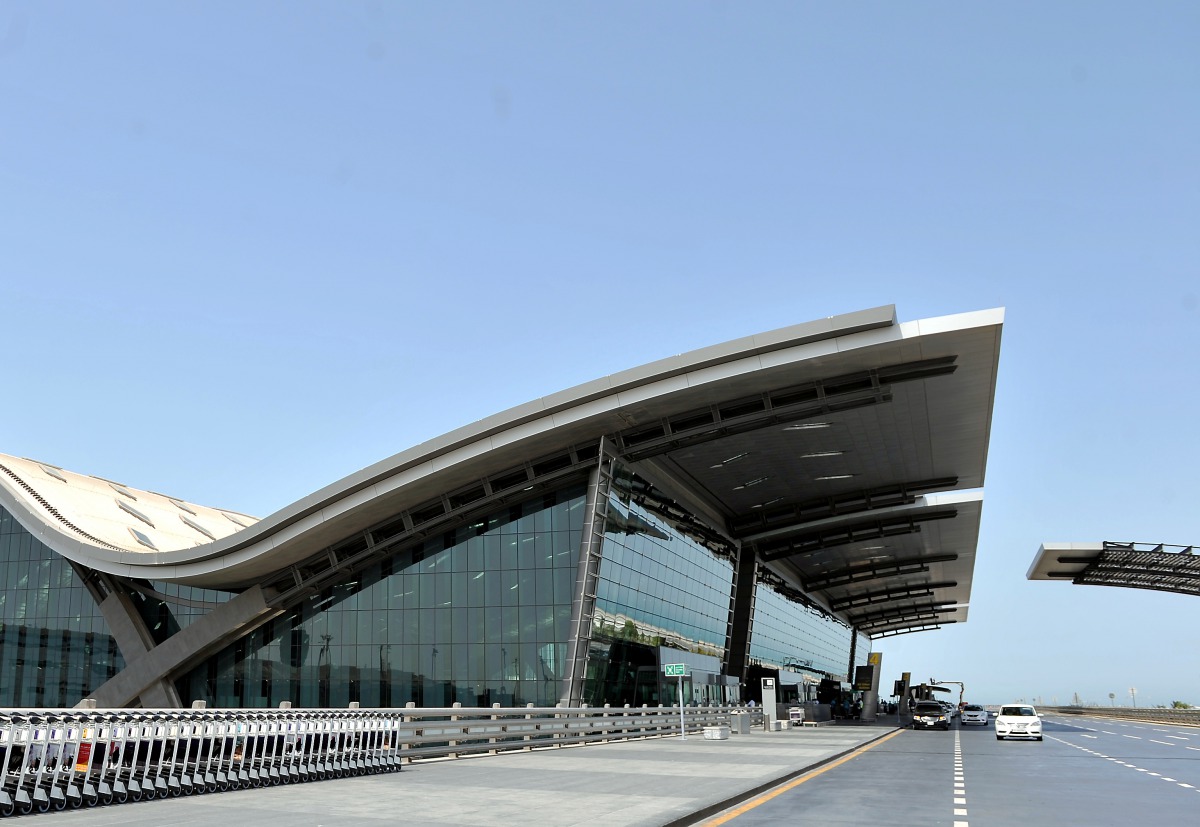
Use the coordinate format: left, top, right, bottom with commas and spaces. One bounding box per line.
660, 673, 693, 706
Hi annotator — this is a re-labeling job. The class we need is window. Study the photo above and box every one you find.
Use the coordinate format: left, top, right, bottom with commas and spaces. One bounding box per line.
109, 482, 137, 500
39, 464, 68, 483
180, 515, 216, 541
128, 527, 157, 550
117, 499, 154, 528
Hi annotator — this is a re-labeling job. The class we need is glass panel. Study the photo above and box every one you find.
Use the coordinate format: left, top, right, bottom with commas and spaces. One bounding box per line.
0, 505, 125, 706
176, 484, 586, 708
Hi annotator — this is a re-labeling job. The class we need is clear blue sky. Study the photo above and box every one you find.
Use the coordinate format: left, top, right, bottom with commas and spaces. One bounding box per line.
3, 1, 1197, 707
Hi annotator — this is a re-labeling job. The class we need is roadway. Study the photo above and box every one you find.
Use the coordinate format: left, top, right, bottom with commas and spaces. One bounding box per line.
701, 713, 1200, 826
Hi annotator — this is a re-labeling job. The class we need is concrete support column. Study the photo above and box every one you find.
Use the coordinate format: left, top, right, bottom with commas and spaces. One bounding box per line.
82, 567, 184, 708
89, 585, 281, 707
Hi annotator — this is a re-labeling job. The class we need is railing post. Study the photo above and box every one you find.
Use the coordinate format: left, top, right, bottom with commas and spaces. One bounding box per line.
401, 702, 415, 764
489, 703, 501, 754
449, 702, 461, 758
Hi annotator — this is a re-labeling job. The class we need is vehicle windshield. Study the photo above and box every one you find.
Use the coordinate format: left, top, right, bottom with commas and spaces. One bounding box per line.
1000, 706, 1036, 717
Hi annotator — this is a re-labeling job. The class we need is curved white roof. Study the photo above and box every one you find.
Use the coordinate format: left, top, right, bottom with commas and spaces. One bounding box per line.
1, 304, 1003, 634
0, 453, 258, 553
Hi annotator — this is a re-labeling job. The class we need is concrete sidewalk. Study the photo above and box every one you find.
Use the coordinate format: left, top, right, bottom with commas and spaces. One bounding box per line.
41, 721, 899, 827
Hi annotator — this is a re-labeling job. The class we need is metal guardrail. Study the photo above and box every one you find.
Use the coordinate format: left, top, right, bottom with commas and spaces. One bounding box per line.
1042, 706, 1200, 727
0, 704, 759, 817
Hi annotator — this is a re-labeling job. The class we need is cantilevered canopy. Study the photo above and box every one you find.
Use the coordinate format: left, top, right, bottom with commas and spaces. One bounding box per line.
1, 305, 1003, 637
1029, 542, 1200, 597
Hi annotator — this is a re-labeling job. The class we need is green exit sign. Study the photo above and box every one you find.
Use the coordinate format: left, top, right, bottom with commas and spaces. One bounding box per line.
664, 663, 688, 677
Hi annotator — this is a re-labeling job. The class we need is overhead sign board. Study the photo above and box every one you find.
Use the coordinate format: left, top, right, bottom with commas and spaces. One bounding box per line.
663, 663, 688, 677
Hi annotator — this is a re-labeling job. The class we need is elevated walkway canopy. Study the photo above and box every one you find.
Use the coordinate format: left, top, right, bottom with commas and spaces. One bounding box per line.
1028, 541, 1200, 597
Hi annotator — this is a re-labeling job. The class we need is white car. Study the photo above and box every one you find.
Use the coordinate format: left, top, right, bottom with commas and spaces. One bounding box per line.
995, 703, 1043, 741
960, 704, 988, 725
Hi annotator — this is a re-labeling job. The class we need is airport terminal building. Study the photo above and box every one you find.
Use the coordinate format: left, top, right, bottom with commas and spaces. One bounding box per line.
0, 306, 1002, 710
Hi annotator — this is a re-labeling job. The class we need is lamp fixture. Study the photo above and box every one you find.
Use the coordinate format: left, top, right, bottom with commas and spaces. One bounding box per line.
710, 452, 750, 469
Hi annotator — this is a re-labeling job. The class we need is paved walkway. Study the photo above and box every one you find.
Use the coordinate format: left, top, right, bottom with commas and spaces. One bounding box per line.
40, 720, 900, 827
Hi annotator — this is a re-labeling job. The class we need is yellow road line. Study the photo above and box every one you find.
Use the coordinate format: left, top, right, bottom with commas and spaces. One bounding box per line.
700, 729, 907, 825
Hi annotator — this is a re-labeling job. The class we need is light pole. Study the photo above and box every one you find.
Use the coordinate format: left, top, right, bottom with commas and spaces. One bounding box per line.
1129, 687, 1137, 708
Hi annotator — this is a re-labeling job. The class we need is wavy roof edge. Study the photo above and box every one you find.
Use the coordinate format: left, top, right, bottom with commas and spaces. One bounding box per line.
2, 304, 1004, 588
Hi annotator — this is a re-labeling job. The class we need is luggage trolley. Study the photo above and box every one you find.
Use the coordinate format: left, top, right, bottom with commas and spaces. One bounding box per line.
294, 714, 318, 782
87, 716, 125, 806
60, 713, 102, 808
148, 714, 180, 798
332, 713, 353, 777
246, 714, 268, 785
17, 713, 60, 814
206, 712, 238, 791
229, 713, 254, 788
176, 715, 203, 794
0, 712, 29, 817
277, 714, 300, 783
122, 712, 159, 802
2, 713, 39, 816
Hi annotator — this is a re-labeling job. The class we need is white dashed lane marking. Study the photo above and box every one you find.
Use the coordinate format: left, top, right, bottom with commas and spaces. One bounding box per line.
953, 730, 968, 826
1050, 736, 1200, 794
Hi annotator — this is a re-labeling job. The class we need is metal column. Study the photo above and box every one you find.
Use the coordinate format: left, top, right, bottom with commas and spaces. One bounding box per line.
558, 439, 616, 706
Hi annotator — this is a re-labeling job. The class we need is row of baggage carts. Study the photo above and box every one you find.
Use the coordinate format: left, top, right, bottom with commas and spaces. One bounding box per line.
0, 708, 403, 817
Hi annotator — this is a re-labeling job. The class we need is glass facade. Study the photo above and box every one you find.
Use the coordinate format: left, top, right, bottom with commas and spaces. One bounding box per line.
2, 458, 869, 710
177, 486, 585, 708
584, 462, 737, 706
749, 586, 856, 680
0, 504, 124, 707
127, 581, 234, 646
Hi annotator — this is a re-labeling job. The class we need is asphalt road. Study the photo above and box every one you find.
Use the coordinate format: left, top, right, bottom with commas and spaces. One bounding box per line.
700, 714, 1200, 827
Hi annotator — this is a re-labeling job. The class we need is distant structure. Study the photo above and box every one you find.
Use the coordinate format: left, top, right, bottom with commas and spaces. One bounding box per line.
1028, 541, 1200, 597
0, 305, 1003, 709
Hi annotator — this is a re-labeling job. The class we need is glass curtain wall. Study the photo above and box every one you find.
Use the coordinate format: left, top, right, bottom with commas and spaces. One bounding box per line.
748, 586, 858, 681
0, 504, 124, 706
584, 463, 736, 706
178, 486, 585, 708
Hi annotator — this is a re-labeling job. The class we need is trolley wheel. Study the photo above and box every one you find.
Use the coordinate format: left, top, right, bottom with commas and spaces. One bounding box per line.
170, 786, 183, 798
141, 787, 155, 801
68, 794, 83, 809
0, 800, 14, 818
36, 797, 51, 814
54, 796, 68, 811
18, 799, 33, 816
